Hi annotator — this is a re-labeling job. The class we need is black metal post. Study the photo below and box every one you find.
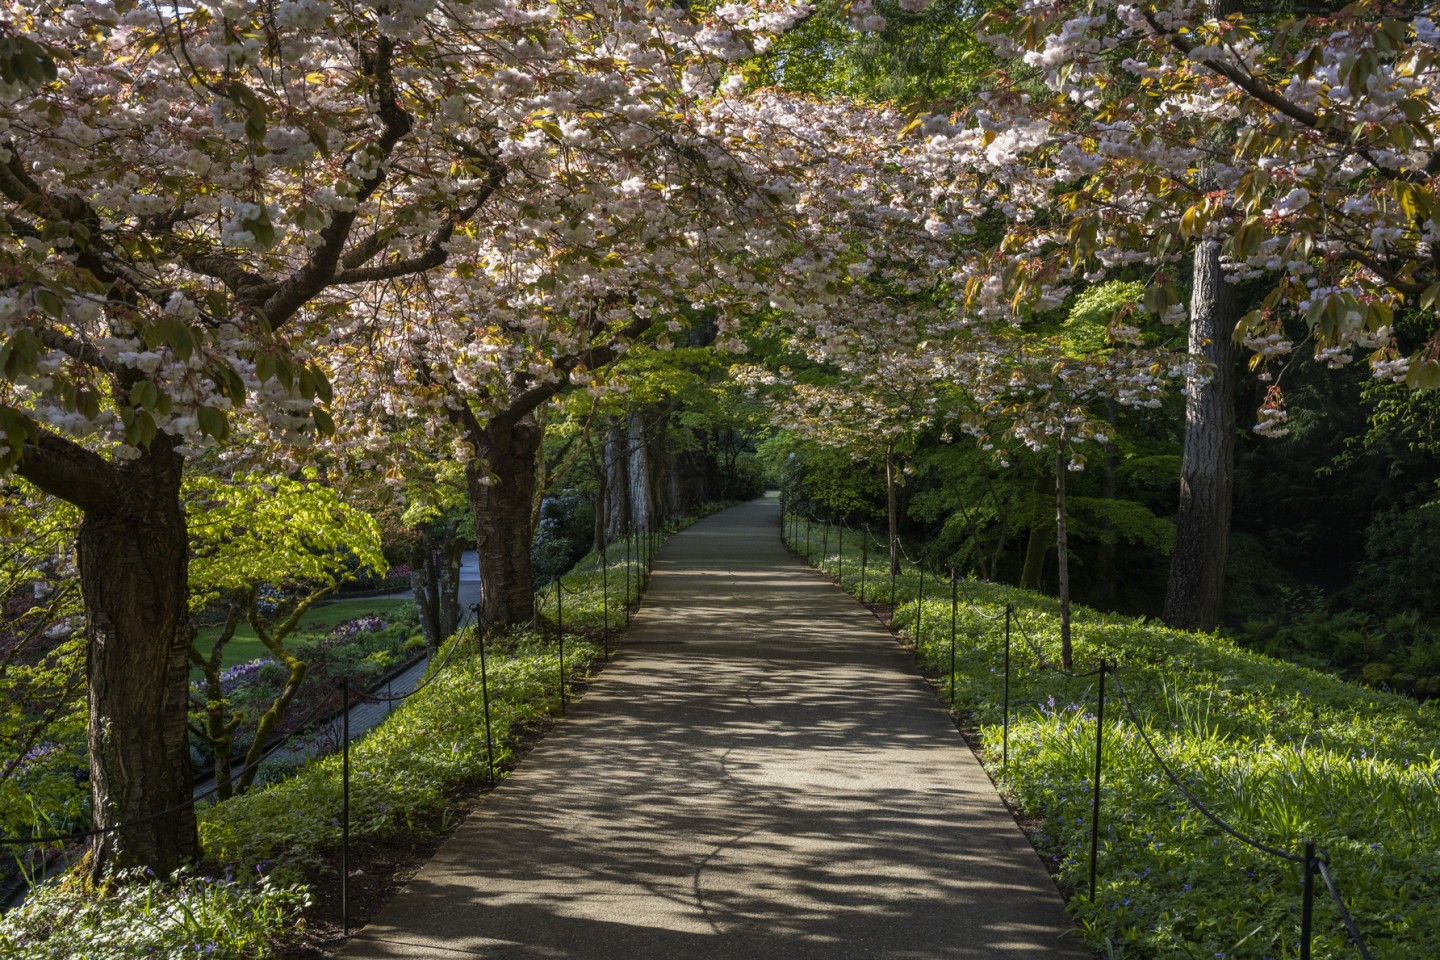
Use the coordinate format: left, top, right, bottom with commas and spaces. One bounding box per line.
340, 677, 350, 938
949, 567, 957, 704
556, 578, 566, 715
860, 529, 868, 601
837, 524, 844, 585
624, 531, 632, 626
601, 545, 610, 662
1301, 840, 1316, 960
475, 606, 496, 786
1003, 604, 1012, 766
822, 523, 829, 572
916, 564, 925, 655
1089, 662, 1106, 902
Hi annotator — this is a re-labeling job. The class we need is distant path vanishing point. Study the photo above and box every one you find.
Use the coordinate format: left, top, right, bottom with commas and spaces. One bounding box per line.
338, 497, 1092, 960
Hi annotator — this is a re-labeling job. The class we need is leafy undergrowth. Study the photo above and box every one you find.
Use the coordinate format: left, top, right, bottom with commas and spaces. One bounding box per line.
1, 507, 736, 958
0, 868, 309, 960
197, 628, 602, 876
791, 519, 1440, 960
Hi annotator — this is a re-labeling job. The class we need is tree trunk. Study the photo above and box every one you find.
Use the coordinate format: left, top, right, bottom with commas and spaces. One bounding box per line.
627, 412, 653, 533
196, 602, 244, 801
1055, 443, 1073, 671
1019, 468, 1053, 591
438, 537, 463, 639
77, 438, 196, 877
1093, 397, 1120, 608
410, 541, 442, 650
470, 414, 545, 626
603, 420, 630, 543
1163, 231, 1238, 631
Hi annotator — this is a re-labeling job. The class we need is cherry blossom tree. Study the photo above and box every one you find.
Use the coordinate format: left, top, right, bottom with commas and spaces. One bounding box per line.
737, 308, 962, 575
322, 87, 951, 624
915, 0, 1440, 628
0, 0, 809, 872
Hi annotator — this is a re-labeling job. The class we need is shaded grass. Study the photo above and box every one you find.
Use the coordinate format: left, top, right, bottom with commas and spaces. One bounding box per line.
790, 517, 1440, 960
198, 518, 672, 881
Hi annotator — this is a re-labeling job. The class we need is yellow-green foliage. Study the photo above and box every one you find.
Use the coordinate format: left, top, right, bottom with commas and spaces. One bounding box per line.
186, 472, 385, 613
0, 485, 86, 840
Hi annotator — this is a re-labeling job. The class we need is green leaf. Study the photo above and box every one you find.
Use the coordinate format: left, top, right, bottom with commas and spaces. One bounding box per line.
197, 405, 228, 439
1405, 359, 1440, 391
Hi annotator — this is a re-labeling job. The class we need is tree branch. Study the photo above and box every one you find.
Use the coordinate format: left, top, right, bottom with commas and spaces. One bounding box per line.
258, 35, 414, 327
14, 426, 119, 513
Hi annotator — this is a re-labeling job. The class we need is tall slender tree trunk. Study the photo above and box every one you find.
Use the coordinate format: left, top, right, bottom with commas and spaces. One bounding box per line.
1055, 442, 1073, 670
410, 532, 465, 648
470, 414, 544, 626
438, 538, 463, 638
627, 412, 653, 533
410, 542, 441, 647
1162, 0, 1245, 633
76, 439, 196, 877
1164, 217, 1239, 631
1019, 468, 1053, 591
603, 419, 630, 543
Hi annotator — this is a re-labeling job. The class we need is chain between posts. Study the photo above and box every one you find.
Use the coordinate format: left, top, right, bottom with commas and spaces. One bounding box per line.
0, 600, 475, 851
785, 511, 1375, 960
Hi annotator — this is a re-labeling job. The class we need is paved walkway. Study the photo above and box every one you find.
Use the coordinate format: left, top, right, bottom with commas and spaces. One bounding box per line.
339, 498, 1090, 959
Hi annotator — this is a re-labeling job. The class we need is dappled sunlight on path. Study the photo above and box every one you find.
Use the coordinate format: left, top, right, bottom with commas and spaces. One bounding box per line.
338, 498, 1089, 960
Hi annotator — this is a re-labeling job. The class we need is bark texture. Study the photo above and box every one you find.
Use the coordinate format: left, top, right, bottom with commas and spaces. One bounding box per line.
470, 414, 545, 625
603, 419, 632, 543
1163, 233, 1238, 631
74, 438, 196, 875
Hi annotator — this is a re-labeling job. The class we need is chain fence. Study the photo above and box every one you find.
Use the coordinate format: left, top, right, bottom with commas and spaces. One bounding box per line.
782, 512, 1376, 960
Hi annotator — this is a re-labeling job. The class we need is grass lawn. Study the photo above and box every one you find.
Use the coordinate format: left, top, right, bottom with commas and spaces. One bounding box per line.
193, 597, 417, 670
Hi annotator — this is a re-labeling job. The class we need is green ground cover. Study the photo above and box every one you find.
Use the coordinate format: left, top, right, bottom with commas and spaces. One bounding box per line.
1, 525, 668, 958
790, 517, 1440, 960
193, 598, 416, 670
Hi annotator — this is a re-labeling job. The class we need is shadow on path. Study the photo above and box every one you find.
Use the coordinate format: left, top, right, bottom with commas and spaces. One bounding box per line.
338, 498, 1091, 960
